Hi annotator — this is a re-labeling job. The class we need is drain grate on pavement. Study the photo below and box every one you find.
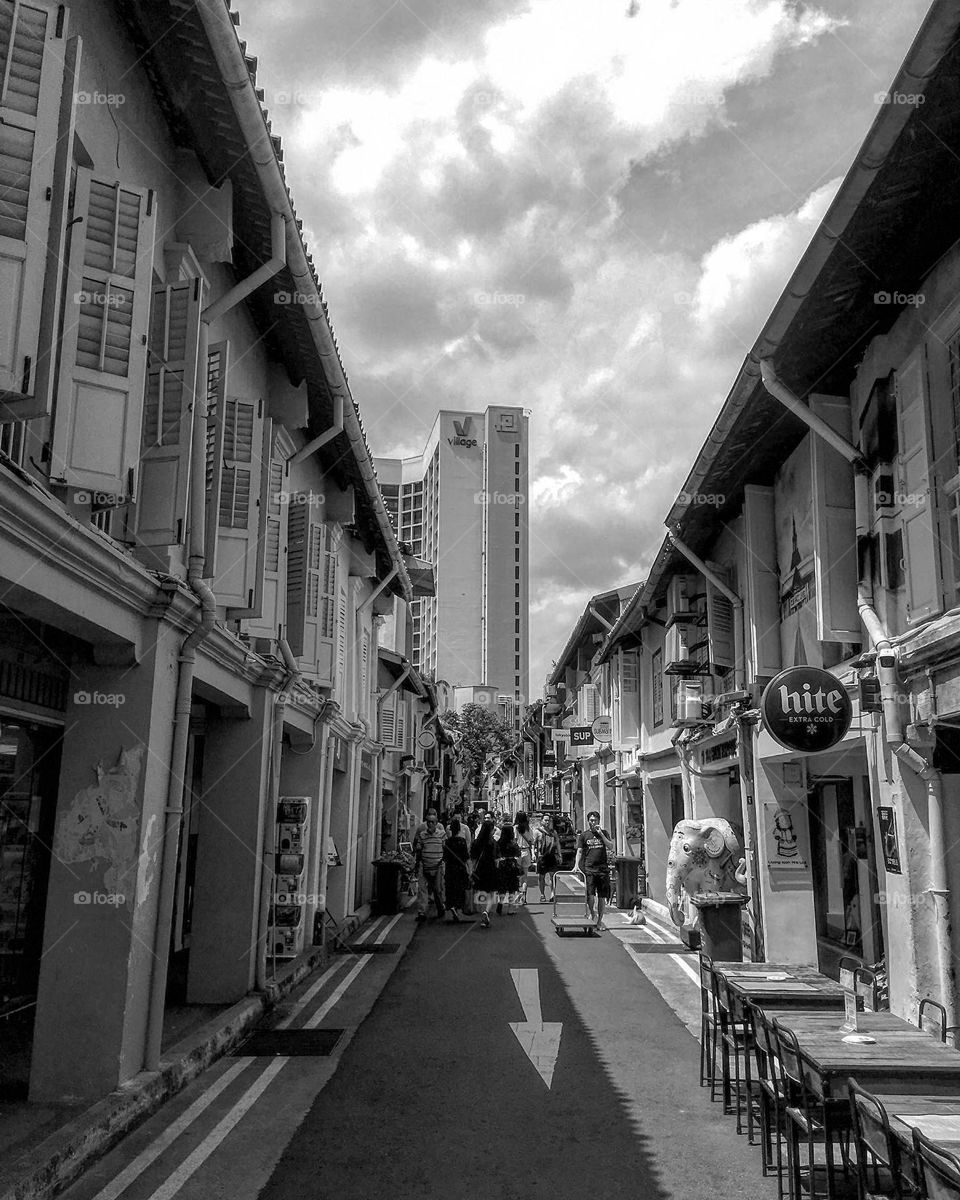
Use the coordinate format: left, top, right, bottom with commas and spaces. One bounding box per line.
233, 1029, 344, 1056
343, 942, 400, 954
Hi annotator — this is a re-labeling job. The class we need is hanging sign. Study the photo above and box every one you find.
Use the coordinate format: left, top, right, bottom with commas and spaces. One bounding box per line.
591, 715, 612, 742
570, 726, 593, 747
760, 666, 852, 754
877, 806, 902, 874
417, 729, 437, 750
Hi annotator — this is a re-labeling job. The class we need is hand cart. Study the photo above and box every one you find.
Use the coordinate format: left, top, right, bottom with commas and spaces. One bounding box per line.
550, 871, 601, 937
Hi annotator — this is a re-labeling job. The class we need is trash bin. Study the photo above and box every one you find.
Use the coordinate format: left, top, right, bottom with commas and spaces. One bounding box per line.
691, 892, 749, 961
614, 855, 645, 910
373, 860, 404, 915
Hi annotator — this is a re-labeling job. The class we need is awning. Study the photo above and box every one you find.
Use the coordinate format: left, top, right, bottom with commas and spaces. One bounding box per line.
404, 556, 436, 598
377, 648, 425, 695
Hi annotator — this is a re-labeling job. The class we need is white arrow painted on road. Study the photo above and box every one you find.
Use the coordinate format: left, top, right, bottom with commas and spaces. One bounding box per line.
509, 968, 562, 1088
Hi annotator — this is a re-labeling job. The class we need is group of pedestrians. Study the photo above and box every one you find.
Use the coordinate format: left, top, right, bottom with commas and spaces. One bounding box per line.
410, 806, 615, 931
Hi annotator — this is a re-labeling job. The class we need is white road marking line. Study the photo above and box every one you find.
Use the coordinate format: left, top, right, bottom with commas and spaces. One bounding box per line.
302, 911, 403, 1029
509, 968, 562, 1088
89, 1061, 254, 1200
144, 1059, 287, 1200
620, 917, 701, 987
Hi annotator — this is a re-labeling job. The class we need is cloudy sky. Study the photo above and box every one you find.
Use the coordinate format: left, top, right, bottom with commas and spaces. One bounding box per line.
238, 0, 930, 696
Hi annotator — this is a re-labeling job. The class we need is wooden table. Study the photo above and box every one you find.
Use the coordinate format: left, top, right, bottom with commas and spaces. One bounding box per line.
713, 962, 846, 1019
767, 1010, 960, 1100
879, 1093, 960, 1158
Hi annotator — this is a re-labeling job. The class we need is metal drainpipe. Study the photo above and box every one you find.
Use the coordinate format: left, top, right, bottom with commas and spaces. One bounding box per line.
762, 359, 954, 1030
144, 217, 288, 1071
316, 730, 336, 947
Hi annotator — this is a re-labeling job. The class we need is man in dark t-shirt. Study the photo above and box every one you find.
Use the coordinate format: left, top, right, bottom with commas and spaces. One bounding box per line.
574, 811, 616, 933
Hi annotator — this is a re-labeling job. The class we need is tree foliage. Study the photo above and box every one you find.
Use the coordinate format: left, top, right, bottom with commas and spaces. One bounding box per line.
440, 703, 513, 784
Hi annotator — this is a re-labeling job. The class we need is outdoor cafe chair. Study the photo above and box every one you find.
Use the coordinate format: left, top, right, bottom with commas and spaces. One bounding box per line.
715, 970, 758, 1140
698, 952, 719, 1093
918, 998, 948, 1044
751, 1004, 790, 1200
912, 1126, 960, 1199
847, 1079, 908, 1200
773, 1018, 855, 1200
855, 968, 879, 1014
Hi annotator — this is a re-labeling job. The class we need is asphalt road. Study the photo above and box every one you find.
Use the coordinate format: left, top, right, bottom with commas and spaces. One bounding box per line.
58, 888, 777, 1200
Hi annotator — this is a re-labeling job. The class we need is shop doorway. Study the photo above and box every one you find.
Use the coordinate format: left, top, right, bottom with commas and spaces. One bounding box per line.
0, 719, 63, 1098
808, 776, 884, 975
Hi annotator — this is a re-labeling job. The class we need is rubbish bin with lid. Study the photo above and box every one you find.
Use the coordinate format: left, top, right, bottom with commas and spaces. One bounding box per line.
614, 855, 645, 910
690, 892, 749, 961
373, 860, 404, 915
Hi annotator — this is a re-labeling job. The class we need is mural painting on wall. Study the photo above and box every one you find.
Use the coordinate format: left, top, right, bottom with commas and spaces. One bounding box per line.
764, 799, 809, 869
55, 746, 144, 907
776, 444, 820, 669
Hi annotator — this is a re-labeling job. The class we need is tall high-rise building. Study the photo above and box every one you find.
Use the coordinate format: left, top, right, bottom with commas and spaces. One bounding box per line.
376, 406, 529, 725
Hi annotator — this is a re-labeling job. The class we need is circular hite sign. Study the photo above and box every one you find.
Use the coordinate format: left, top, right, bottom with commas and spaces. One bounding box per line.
761, 666, 853, 754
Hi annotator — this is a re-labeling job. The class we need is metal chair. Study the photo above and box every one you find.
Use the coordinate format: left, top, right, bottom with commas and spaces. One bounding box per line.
715, 971, 758, 1140
918, 998, 948, 1044
751, 1004, 790, 1199
855, 967, 879, 1014
847, 1078, 907, 1200
774, 1018, 854, 1200
698, 952, 718, 1092
912, 1126, 960, 1199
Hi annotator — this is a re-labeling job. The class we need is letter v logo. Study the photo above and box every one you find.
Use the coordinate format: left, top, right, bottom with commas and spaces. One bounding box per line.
452, 417, 472, 438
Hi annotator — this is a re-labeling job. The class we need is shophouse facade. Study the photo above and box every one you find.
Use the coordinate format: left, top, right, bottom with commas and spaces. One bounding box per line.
0, 0, 435, 1105
595, 0, 960, 1025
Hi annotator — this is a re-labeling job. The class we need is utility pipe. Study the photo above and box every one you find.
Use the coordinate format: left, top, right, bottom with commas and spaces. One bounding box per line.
288, 395, 344, 467
316, 730, 336, 948
765, 359, 954, 1034
144, 215, 289, 1071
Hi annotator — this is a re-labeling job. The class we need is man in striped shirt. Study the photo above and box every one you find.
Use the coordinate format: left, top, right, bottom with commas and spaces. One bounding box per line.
413, 808, 446, 921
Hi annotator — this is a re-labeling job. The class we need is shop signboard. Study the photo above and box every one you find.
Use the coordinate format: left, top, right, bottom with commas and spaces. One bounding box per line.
591, 715, 612, 743
877, 806, 902, 874
760, 665, 852, 754
763, 799, 808, 869
570, 726, 593, 747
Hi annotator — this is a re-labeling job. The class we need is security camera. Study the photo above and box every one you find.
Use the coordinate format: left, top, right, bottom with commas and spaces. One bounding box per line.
877, 651, 896, 670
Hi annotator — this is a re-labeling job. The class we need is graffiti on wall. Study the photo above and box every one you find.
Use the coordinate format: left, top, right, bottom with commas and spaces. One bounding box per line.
56, 745, 144, 900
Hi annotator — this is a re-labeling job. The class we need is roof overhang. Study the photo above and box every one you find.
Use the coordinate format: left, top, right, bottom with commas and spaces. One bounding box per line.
377, 648, 426, 696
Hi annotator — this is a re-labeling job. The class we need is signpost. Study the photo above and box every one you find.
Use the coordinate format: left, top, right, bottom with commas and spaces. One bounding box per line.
760, 665, 853, 754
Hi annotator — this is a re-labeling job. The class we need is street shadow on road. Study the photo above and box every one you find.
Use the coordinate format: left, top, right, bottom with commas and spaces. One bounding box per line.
257, 911, 775, 1200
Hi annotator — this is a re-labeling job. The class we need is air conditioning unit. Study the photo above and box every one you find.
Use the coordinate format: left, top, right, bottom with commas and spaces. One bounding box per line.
664, 622, 703, 675
665, 574, 701, 626
671, 678, 714, 727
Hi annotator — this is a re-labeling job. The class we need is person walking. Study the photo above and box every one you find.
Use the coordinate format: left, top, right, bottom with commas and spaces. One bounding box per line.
442, 818, 470, 922
412, 808, 445, 923
514, 812, 534, 905
534, 815, 562, 904
495, 822, 523, 915
574, 810, 616, 933
469, 815, 499, 928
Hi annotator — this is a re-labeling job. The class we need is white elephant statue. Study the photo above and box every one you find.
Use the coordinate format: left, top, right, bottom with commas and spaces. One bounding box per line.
665, 817, 748, 927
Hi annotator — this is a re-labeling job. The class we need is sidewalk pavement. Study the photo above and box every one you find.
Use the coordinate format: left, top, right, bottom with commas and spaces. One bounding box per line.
0, 913, 373, 1200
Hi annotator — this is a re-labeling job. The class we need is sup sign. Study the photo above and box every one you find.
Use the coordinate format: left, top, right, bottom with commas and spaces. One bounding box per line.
761, 666, 852, 754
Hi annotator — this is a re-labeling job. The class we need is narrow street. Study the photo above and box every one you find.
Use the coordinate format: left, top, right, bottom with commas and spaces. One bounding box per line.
56, 887, 775, 1200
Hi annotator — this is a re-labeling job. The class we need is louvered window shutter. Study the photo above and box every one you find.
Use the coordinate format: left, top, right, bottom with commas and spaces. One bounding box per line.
379, 692, 397, 748
51, 170, 155, 495
620, 650, 640, 742
360, 631, 369, 719
134, 279, 203, 547
396, 696, 407, 752
285, 507, 335, 683
335, 585, 348, 700
706, 578, 735, 670
212, 398, 268, 616
0, 0, 69, 403
203, 341, 229, 576
244, 433, 288, 639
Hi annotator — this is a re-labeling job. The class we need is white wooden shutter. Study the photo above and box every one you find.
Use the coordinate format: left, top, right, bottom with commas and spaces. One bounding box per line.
334, 583, 348, 701
203, 341, 229, 576
134, 279, 202, 546
396, 694, 408, 752
743, 485, 781, 679
810, 395, 860, 640
360, 630, 369, 720
706, 577, 735, 669
0, 0, 68, 400
379, 692, 398, 749
212, 397, 268, 616
620, 649, 639, 743
897, 354, 942, 623
51, 171, 155, 495
285, 507, 335, 683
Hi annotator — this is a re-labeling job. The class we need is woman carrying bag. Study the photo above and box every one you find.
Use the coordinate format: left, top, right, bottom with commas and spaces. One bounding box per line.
535, 815, 562, 904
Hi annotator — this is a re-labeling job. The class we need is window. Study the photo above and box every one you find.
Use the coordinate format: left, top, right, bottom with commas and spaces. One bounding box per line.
652, 648, 663, 727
